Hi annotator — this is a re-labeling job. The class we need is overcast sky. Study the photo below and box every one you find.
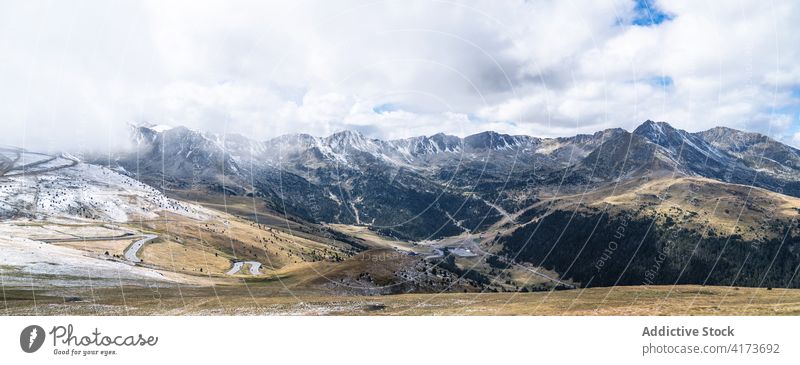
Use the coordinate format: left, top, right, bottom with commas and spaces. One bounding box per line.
1, 0, 798, 151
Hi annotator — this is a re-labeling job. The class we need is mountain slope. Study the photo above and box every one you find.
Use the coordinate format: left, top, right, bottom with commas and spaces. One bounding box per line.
6, 119, 800, 291
99, 121, 800, 261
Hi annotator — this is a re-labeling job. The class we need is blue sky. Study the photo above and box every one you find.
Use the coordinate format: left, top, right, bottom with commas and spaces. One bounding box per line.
631, 0, 674, 26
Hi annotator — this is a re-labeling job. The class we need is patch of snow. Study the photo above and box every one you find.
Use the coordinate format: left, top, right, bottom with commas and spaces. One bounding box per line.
653, 121, 664, 135
327, 190, 341, 205
349, 201, 361, 225
535, 140, 565, 154
0, 162, 209, 222
148, 124, 173, 133
0, 234, 174, 286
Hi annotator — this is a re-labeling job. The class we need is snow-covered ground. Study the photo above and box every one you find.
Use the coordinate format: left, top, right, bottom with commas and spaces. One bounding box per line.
0, 154, 218, 287
11, 152, 51, 166
0, 160, 209, 222
0, 234, 174, 287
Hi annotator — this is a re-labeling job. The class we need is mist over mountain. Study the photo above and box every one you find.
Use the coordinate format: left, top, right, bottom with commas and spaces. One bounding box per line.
88, 120, 800, 243
87, 119, 800, 289
4, 119, 800, 292
4, 0, 800, 319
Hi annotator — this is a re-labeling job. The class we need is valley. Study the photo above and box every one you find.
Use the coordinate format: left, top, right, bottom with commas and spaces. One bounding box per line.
1, 120, 799, 315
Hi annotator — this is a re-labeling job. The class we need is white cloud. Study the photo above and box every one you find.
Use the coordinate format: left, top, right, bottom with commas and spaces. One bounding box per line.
0, 0, 798, 152
792, 131, 800, 149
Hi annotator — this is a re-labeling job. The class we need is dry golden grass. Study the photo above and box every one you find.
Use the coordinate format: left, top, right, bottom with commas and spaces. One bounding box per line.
131, 210, 350, 273
502, 261, 562, 287
5, 179, 798, 316
512, 176, 800, 237
305, 249, 416, 286
6, 285, 800, 316
53, 238, 134, 257
140, 239, 233, 276
597, 176, 800, 240
0, 222, 107, 240
327, 224, 424, 252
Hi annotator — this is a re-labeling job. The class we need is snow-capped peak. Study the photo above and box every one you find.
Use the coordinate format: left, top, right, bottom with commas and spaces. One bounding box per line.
148, 124, 174, 133
130, 122, 175, 133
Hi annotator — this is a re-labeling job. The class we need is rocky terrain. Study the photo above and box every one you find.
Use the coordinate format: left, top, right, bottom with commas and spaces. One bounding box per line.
2, 120, 799, 308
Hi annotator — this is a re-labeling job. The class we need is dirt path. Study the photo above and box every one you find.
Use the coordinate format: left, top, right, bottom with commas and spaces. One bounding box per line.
475, 195, 516, 224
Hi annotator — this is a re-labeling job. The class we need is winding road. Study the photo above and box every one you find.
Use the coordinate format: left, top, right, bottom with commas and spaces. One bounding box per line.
0, 149, 79, 177
124, 234, 158, 263
226, 261, 262, 275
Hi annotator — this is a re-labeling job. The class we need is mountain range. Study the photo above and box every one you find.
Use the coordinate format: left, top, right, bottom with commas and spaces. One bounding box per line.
98, 121, 799, 234
75, 120, 800, 289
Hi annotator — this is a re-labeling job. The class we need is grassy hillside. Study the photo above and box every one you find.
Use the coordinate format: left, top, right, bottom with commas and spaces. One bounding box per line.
4, 285, 799, 315
495, 176, 800, 288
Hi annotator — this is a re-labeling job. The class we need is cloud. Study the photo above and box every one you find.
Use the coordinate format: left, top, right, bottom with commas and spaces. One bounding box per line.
0, 0, 798, 152
792, 131, 800, 147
